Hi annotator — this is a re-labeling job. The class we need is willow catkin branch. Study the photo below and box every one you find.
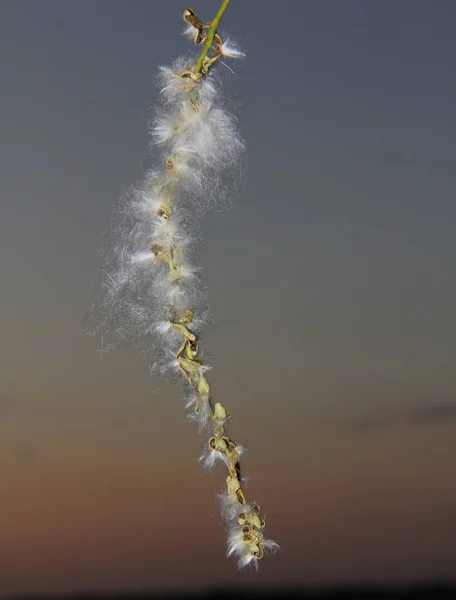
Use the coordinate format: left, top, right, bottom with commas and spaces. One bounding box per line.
91, 2, 278, 569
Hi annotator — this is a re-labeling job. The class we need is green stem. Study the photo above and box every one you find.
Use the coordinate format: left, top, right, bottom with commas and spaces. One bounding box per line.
193, 0, 231, 74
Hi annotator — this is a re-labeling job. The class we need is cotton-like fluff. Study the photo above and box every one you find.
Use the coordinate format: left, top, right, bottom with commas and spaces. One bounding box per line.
153, 58, 245, 211
90, 53, 244, 372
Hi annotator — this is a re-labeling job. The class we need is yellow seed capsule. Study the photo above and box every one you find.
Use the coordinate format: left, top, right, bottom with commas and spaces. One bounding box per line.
150, 243, 170, 263
157, 205, 170, 219
168, 307, 194, 325
226, 474, 241, 497
183, 8, 202, 30
177, 356, 201, 373
248, 513, 264, 530
197, 375, 210, 396
171, 323, 196, 342
213, 402, 227, 420
190, 97, 200, 112
180, 70, 202, 83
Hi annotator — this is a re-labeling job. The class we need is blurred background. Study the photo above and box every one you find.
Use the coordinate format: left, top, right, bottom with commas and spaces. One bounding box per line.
1, 0, 455, 596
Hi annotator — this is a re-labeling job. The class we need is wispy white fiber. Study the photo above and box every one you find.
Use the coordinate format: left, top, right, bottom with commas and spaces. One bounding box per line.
199, 444, 229, 470
221, 37, 246, 60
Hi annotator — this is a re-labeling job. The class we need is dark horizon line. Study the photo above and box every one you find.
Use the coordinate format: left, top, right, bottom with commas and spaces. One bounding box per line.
3, 580, 456, 600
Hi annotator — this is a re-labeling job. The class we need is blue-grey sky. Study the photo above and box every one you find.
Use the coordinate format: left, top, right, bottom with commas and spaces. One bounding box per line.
1, 0, 456, 595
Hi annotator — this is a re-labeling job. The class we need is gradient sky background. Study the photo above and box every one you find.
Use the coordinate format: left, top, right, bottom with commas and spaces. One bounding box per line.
1, 0, 456, 596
